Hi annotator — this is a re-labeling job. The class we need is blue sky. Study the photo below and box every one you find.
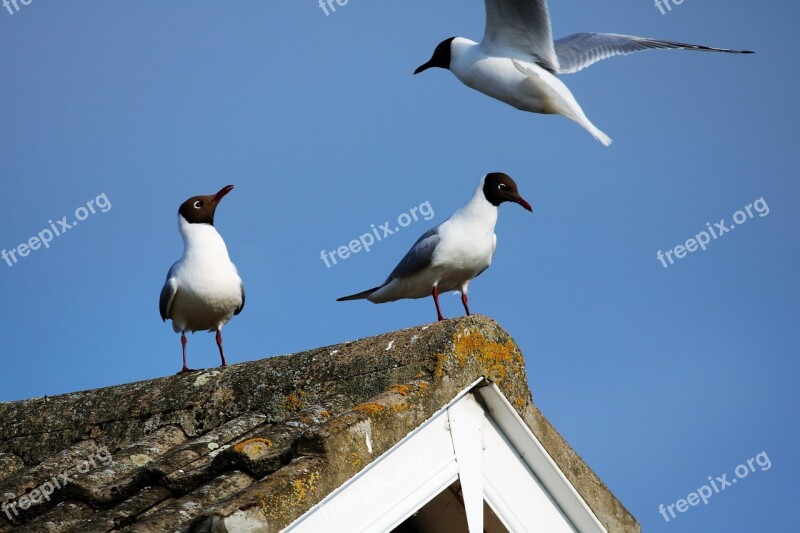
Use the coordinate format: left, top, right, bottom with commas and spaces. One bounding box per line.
1, 1, 797, 531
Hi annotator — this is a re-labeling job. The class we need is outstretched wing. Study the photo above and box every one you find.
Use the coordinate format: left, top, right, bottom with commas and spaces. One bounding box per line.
554, 33, 753, 75
159, 263, 179, 321
482, 0, 559, 72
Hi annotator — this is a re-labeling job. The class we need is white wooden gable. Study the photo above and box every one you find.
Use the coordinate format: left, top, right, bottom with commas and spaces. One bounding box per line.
286, 380, 606, 533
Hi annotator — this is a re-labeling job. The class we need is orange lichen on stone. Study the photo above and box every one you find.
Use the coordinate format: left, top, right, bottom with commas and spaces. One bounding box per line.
387, 384, 410, 396
281, 391, 307, 411
513, 396, 526, 410
392, 402, 409, 413
434, 352, 446, 379
292, 479, 306, 502
234, 438, 274, 455
452, 329, 519, 382
292, 471, 320, 503
348, 452, 362, 468
255, 490, 273, 515
320, 410, 331, 418
353, 403, 384, 415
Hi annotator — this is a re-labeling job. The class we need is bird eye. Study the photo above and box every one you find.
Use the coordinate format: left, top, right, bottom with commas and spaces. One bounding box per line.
194, 201, 203, 209
498, 183, 508, 190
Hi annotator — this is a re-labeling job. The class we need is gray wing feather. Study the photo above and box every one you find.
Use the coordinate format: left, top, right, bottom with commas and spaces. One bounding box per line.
235, 282, 245, 315
387, 227, 441, 281
159, 263, 179, 321
554, 33, 753, 75
483, 0, 559, 72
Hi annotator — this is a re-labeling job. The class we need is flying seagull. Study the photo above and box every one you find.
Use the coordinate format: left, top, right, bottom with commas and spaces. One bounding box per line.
338, 172, 532, 321
159, 185, 245, 374
414, 0, 753, 145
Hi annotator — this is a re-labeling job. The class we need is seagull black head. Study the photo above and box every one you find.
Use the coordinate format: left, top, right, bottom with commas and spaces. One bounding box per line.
482, 173, 533, 211
178, 185, 234, 226
414, 37, 456, 74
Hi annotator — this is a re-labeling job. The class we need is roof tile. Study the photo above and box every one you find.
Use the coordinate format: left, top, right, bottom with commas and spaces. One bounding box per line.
118, 471, 254, 532
0, 439, 103, 525
68, 426, 187, 505
13, 500, 93, 533
64, 486, 172, 533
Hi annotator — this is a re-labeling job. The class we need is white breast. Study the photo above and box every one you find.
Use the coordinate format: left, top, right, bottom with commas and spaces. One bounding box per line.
449, 37, 551, 114
169, 217, 243, 333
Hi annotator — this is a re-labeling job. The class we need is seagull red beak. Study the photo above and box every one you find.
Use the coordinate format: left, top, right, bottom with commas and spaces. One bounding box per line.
516, 197, 533, 212
213, 185, 234, 204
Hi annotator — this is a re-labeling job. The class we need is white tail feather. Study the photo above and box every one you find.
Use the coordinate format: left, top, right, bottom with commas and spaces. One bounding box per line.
583, 121, 613, 146
512, 59, 613, 147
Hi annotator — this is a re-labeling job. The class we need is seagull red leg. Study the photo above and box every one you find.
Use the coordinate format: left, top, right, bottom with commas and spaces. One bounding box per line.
461, 292, 471, 316
432, 286, 445, 322
216, 330, 228, 367
176, 332, 194, 375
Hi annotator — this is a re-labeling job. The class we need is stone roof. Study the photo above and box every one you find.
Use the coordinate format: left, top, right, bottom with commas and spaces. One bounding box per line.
0, 316, 639, 532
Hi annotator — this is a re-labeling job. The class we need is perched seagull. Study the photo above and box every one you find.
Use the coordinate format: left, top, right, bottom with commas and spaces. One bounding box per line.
414, 0, 753, 145
338, 172, 532, 321
159, 185, 245, 374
